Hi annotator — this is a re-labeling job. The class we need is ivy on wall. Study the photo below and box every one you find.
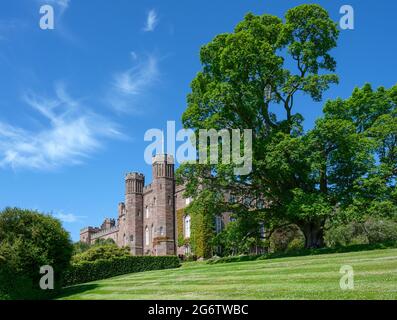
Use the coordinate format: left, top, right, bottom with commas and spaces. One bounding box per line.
185, 189, 224, 258
190, 210, 214, 258
177, 208, 189, 247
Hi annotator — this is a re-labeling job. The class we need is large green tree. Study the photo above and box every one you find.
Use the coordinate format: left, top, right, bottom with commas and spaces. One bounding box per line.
178, 4, 340, 250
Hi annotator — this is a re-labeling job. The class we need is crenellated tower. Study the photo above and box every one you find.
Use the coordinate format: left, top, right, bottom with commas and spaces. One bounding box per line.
124, 172, 144, 255
150, 154, 176, 255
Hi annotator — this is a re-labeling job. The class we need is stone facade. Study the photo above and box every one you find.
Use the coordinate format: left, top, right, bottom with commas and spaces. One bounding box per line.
80, 154, 201, 256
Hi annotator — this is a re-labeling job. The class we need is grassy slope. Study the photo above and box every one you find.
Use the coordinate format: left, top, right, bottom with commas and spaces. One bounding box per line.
59, 248, 397, 300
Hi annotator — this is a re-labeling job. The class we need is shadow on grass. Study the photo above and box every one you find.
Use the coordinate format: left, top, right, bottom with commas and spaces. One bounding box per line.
55, 284, 100, 299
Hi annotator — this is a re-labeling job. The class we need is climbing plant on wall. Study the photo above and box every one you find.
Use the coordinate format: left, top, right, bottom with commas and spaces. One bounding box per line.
176, 208, 189, 247
185, 189, 226, 258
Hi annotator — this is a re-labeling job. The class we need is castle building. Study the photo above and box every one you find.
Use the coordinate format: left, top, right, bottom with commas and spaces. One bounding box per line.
80, 154, 201, 256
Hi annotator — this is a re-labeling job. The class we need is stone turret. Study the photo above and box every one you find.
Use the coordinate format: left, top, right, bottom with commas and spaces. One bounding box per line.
149, 154, 176, 255
124, 172, 145, 255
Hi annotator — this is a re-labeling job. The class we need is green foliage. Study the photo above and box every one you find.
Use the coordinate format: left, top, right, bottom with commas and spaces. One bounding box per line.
72, 244, 130, 264
269, 224, 305, 253
63, 256, 180, 286
206, 242, 397, 265
177, 4, 341, 251
176, 208, 189, 247
325, 218, 397, 247
287, 238, 305, 252
73, 238, 117, 256
213, 218, 265, 256
0, 207, 73, 299
190, 210, 214, 259
93, 238, 116, 246
186, 189, 223, 258
72, 241, 91, 255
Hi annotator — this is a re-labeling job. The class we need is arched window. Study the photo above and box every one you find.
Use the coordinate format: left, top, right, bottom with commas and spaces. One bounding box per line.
145, 226, 150, 245
159, 226, 164, 236
145, 206, 149, 218
151, 224, 155, 241
184, 215, 191, 238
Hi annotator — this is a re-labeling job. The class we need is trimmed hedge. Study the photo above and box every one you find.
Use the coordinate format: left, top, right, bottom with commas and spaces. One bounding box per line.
63, 256, 180, 286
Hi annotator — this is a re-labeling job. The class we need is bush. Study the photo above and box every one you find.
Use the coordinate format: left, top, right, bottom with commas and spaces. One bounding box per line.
0, 208, 73, 299
287, 238, 305, 252
364, 218, 397, 243
324, 218, 397, 247
206, 241, 397, 265
72, 244, 130, 263
63, 256, 180, 286
269, 224, 305, 253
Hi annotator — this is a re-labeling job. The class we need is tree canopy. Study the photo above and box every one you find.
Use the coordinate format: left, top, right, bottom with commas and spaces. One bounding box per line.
177, 4, 396, 254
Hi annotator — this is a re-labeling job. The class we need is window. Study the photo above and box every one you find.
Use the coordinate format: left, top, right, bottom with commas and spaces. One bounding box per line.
151, 225, 155, 240
145, 206, 149, 218
257, 200, 264, 209
185, 197, 192, 205
260, 222, 266, 239
159, 226, 164, 236
244, 197, 252, 207
153, 197, 156, 205
145, 227, 149, 245
168, 196, 172, 206
215, 216, 222, 233
184, 215, 191, 238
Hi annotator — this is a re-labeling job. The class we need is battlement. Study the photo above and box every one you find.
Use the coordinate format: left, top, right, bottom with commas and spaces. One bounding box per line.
143, 183, 153, 193
91, 225, 119, 240
125, 172, 145, 180
152, 154, 174, 164
80, 226, 100, 233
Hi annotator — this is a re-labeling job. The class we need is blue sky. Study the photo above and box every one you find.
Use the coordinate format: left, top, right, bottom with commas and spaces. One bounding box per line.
0, 0, 396, 241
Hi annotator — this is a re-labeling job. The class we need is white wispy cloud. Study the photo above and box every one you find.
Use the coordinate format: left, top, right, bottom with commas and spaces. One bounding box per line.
0, 83, 121, 170
54, 212, 86, 223
109, 54, 159, 113
39, 0, 70, 14
143, 9, 158, 32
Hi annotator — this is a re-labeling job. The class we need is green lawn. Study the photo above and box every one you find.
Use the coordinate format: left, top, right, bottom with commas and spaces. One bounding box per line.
59, 248, 397, 300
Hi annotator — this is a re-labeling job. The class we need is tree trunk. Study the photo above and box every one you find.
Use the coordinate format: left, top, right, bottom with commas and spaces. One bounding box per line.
301, 221, 325, 249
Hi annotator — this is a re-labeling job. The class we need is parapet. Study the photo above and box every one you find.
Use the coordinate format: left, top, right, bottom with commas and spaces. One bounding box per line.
80, 226, 100, 234
125, 172, 145, 180
152, 154, 174, 164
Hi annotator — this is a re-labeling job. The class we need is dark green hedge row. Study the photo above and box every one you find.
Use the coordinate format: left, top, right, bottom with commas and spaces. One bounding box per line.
207, 241, 397, 265
63, 255, 180, 286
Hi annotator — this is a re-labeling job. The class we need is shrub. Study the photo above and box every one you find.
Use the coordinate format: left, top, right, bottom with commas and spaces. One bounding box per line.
269, 224, 305, 253
287, 238, 305, 252
324, 218, 397, 247
0, 208, 73, 299
206, 242, 397, 265
364, 218, 397, 243
72, 244, 130, 263
63, 256, 180, 286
